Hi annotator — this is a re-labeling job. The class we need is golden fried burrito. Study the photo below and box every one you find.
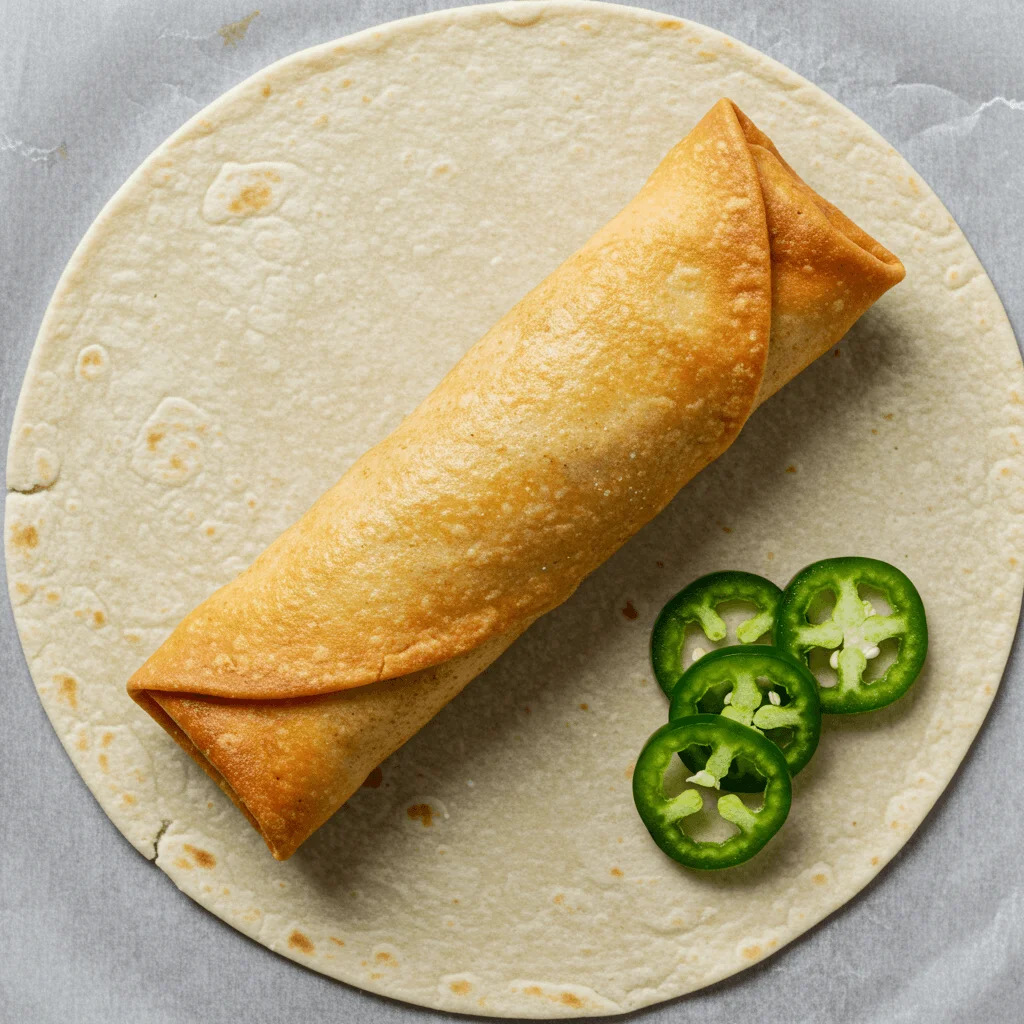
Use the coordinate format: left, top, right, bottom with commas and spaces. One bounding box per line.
129, 99, 905, 859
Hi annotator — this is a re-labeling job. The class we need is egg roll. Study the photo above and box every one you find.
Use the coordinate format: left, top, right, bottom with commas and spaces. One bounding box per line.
128, 98, 905, 859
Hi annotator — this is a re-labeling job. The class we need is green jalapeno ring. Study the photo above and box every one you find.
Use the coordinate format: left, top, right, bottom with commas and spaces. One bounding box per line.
651, 571, 783, 697
632, 716, 792, 870
774, 556, 928, 714
668, 646, 821, 791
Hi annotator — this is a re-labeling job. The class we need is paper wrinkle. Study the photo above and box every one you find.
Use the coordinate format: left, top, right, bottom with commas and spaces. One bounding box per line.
888, 82, 1024, 142
3, 2, 1023, 1021
868, 887, 1021, 1023
0, 130, 66, 166
156, 27, 212, 44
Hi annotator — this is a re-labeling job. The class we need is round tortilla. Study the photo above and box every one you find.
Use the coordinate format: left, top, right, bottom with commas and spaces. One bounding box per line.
6, 1, 1022, 1016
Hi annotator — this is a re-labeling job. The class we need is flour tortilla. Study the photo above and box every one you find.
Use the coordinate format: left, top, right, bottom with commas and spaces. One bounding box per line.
127, 96, 905, 861
6, 1, 1023, 1016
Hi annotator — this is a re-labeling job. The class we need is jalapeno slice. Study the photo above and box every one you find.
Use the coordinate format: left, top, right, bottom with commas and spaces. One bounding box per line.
669, 646, 821, 790
633, 716, 792, 869
774, 557, 928, 714
651, 571, 782, 697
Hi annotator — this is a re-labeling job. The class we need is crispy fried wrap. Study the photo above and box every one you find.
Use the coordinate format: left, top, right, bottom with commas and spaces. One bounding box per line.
128, 99, 904, 859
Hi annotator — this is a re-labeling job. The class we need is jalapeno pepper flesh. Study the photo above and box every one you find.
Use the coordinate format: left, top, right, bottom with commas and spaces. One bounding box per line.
669, 646, 821, 790
774, 557, 927, 714
633, 716, 792, 869
651, 571, 783, 697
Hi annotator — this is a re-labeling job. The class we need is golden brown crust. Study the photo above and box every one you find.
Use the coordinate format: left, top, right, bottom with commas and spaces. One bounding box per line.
129, 98, 773, 703
128, 99, 905, 858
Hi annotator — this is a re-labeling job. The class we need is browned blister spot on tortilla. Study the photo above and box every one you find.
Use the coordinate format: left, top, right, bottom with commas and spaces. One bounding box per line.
93, 610, 106, 627
375, 951, 396, 966
101, 732, 113, 747
122, 794, 136, 806
579, 703, 589, 711
449, 980, 471, 995
55, 674, 78, 709
98, 754, 109, 772
76, 733, 88, 751
261, 83, 271, 97
521, 986, 586, 1009
329, 936, 345, 946
553, 893, 565, 905
742, 945, 762, 960
228, 181, 275, 215
658, 19, 682, 29
174, 857, 192, 870
288, 931, 315, 955
610, 867, 624, 878
812, 873, 828, 885
871, 856, 880, 866
362, 766, 383, 788
183, 844, 216, 869
147, 430, 164, 451
621, 600, 638, 620
407, 803, 434, 827
786, 465, 797, 473
10, 524, 39, 550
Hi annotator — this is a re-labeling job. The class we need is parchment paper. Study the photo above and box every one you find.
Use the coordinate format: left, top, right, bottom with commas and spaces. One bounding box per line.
1, 1, 1022, 1021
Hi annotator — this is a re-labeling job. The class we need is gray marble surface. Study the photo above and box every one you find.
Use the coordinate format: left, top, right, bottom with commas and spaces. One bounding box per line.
2, 1, 1022, 1021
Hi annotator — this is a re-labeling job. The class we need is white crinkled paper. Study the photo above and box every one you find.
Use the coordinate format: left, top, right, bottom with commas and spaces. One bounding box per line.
3, 2, 1023, 1022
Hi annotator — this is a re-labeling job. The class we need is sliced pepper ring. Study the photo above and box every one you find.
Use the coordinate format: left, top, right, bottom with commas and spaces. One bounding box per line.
651, 571, 782, 697
669, 646, 821, 791
633, 716, 792, 870
774, 556, 928, 714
